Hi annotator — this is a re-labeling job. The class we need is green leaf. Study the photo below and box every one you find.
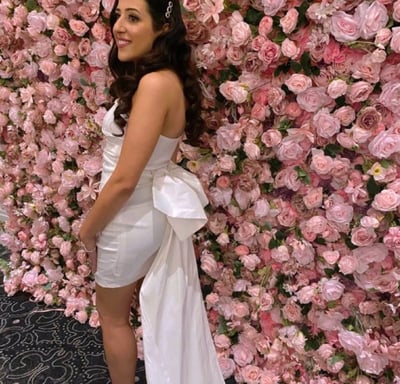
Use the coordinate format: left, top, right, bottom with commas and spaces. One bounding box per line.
268, 238, 281, 249
268, 157, 283, 175
244, 7, 264, 26
290, 61, 302, 73
367, 176, 383, 199
324, 144, 342, 158
25, 0, 39, 11
294, 166, 310, 184
300, 52, 312, 75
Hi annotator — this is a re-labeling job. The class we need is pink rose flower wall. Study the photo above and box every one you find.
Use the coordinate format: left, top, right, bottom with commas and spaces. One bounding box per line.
1, 0, 400, 382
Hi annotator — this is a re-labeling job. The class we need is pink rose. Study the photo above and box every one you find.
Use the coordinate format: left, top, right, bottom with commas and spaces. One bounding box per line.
258, 16, 273, 37
69, 19, 89, 37
372, 189, 400, 211
368, 130, 400, 158
216, 124, 242, 152
347, 81, 373, 103
394, 1, 400, 22
219, 81, 248, 104
356, 1, 389, 40
338, 255, 358, 274
218, 357, 235, 379
281, 38, 299, 59
52, 27, 71, 44
217, 155, 236, 172
282, 300, 302, 322
310, 149, 334, 175
378, 79, 400, 116
244, 142, 260, 160
303, 187, 323, 209
334, 106, 355, 126
321, 278, 345, 301
85, 41, 110, 68
280, 8, 298, 34
240, 254, 261, 271
208, 212, 227, 234
232, 300, 250, 318
356, 106, 381, 131
327, 79, 348, 99
277, 205, 298, 227
285, 73, 312, 94
234, 222, 258, 246
231, 21, 251, 46
182, 0, 201, 12
326, 202, 354, 225
297, 87, 332, 112
296, 285, 316, 304
351, 227, 377, 246
78, 3, 100, 23
276, 137, 305, 162
374, 28, 392, 48
262, 0, 286, 16
390, 27, 400, 54
232, 344, 254, 366
322, 250, 340, 264
200, 252, 219, 277
291, 239, 314, 265
241, 365, 262, 384
330, 11, 361, 42
313, 108, 341, 139
271, 245, 290, 262
258, 40, 281, 65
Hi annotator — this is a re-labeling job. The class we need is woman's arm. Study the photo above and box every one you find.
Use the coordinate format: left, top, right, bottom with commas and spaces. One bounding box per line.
79, 72, 172, 247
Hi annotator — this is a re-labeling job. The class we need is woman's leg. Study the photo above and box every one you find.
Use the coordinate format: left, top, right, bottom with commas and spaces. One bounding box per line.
96, 281, 138, 384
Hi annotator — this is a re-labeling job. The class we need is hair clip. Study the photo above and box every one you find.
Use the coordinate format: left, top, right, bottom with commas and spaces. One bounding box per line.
165, 1, 173, 19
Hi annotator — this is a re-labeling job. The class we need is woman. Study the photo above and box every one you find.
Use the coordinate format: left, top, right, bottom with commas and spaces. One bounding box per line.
79, 1, 225, 383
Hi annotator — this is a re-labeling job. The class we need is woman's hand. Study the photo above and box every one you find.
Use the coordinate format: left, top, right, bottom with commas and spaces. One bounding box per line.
79, 227, 98, 273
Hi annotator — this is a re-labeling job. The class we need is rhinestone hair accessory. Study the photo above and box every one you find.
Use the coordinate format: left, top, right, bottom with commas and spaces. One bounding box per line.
165, 1, 173, 19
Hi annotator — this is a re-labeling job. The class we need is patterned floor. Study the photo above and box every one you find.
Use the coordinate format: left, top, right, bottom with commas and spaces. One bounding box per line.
0, 246, 235, 384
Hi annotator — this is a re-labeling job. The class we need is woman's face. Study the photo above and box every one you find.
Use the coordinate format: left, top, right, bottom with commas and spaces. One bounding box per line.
112, 0, 160, 62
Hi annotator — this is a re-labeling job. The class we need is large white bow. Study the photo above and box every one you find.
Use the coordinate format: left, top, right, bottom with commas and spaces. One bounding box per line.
140, 163, 224, 384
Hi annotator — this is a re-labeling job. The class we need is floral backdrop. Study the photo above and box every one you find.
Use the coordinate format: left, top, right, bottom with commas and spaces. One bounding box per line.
1, 0, 400, 382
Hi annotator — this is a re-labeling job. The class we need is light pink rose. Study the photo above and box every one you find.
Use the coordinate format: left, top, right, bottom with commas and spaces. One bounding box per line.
322, 250, 340, 264
27, 10, 48, 37
232, 344, 254, 366
313, 108, 341, 139
280, 8, 298, 34
394, 1, 400, 22
297, 87, 332, 112
240, 254, 261, 271
281, 38, 300, 59
78, 3, 100, 23
241, 365, 262, 384
282, 300, 302, 322
327, 79, 348, 99
231, 21, 252, 46
338, 255, 358, 274
296, 285, 316, 304
232, 220, 257, 245
200, 252, 219, 277
374, 28, 392, 48
326, 202, 354, 225
232, 300, 250, 318
368, 130, 400, 158
383, 226, 400, 250
303, 187, 323, 209
258, 16, 273, 37
216, 124, 242, 152
372, 189, 400, 211
334, 106, 355, 126
276, 137, 305, 162
182, 0, 201, 12
351, 227, 377, 246
258, 40, 281, 65
69, 19, 89, 37
310, 149, 334, 175
219, 81, 248, 104
356, 1, 389, 40
262, 0, 286, 16
347, 81, 374, 103
390, 27, 400, 54
291, 239, 314, 265
244, 142, 260, 160
218, 357, 235, 379
330, 11, 361, 42
271, 245, 290, 262
285, 73, 312, 94
321, 278, 345, 301
85, 41, 110, 68
277, 205, 298, 227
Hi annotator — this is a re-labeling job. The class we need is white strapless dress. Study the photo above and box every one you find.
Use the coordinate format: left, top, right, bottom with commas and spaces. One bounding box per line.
96, 103, 225, 384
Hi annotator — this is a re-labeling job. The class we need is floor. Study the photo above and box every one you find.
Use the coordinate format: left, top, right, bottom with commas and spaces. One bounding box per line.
0, 246, 235, 383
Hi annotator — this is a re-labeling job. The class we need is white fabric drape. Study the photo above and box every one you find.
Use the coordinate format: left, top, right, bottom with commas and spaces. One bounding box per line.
140, 163, 224, 384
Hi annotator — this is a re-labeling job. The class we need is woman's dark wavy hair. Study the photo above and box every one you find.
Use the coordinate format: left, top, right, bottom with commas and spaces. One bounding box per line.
108, 0, 204, 145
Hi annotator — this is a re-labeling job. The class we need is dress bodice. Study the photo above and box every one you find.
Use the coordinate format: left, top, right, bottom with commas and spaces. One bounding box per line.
100, 102, 181, 204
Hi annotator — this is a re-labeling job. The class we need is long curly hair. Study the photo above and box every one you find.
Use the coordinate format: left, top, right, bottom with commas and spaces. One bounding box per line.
108, 0, 204, 145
